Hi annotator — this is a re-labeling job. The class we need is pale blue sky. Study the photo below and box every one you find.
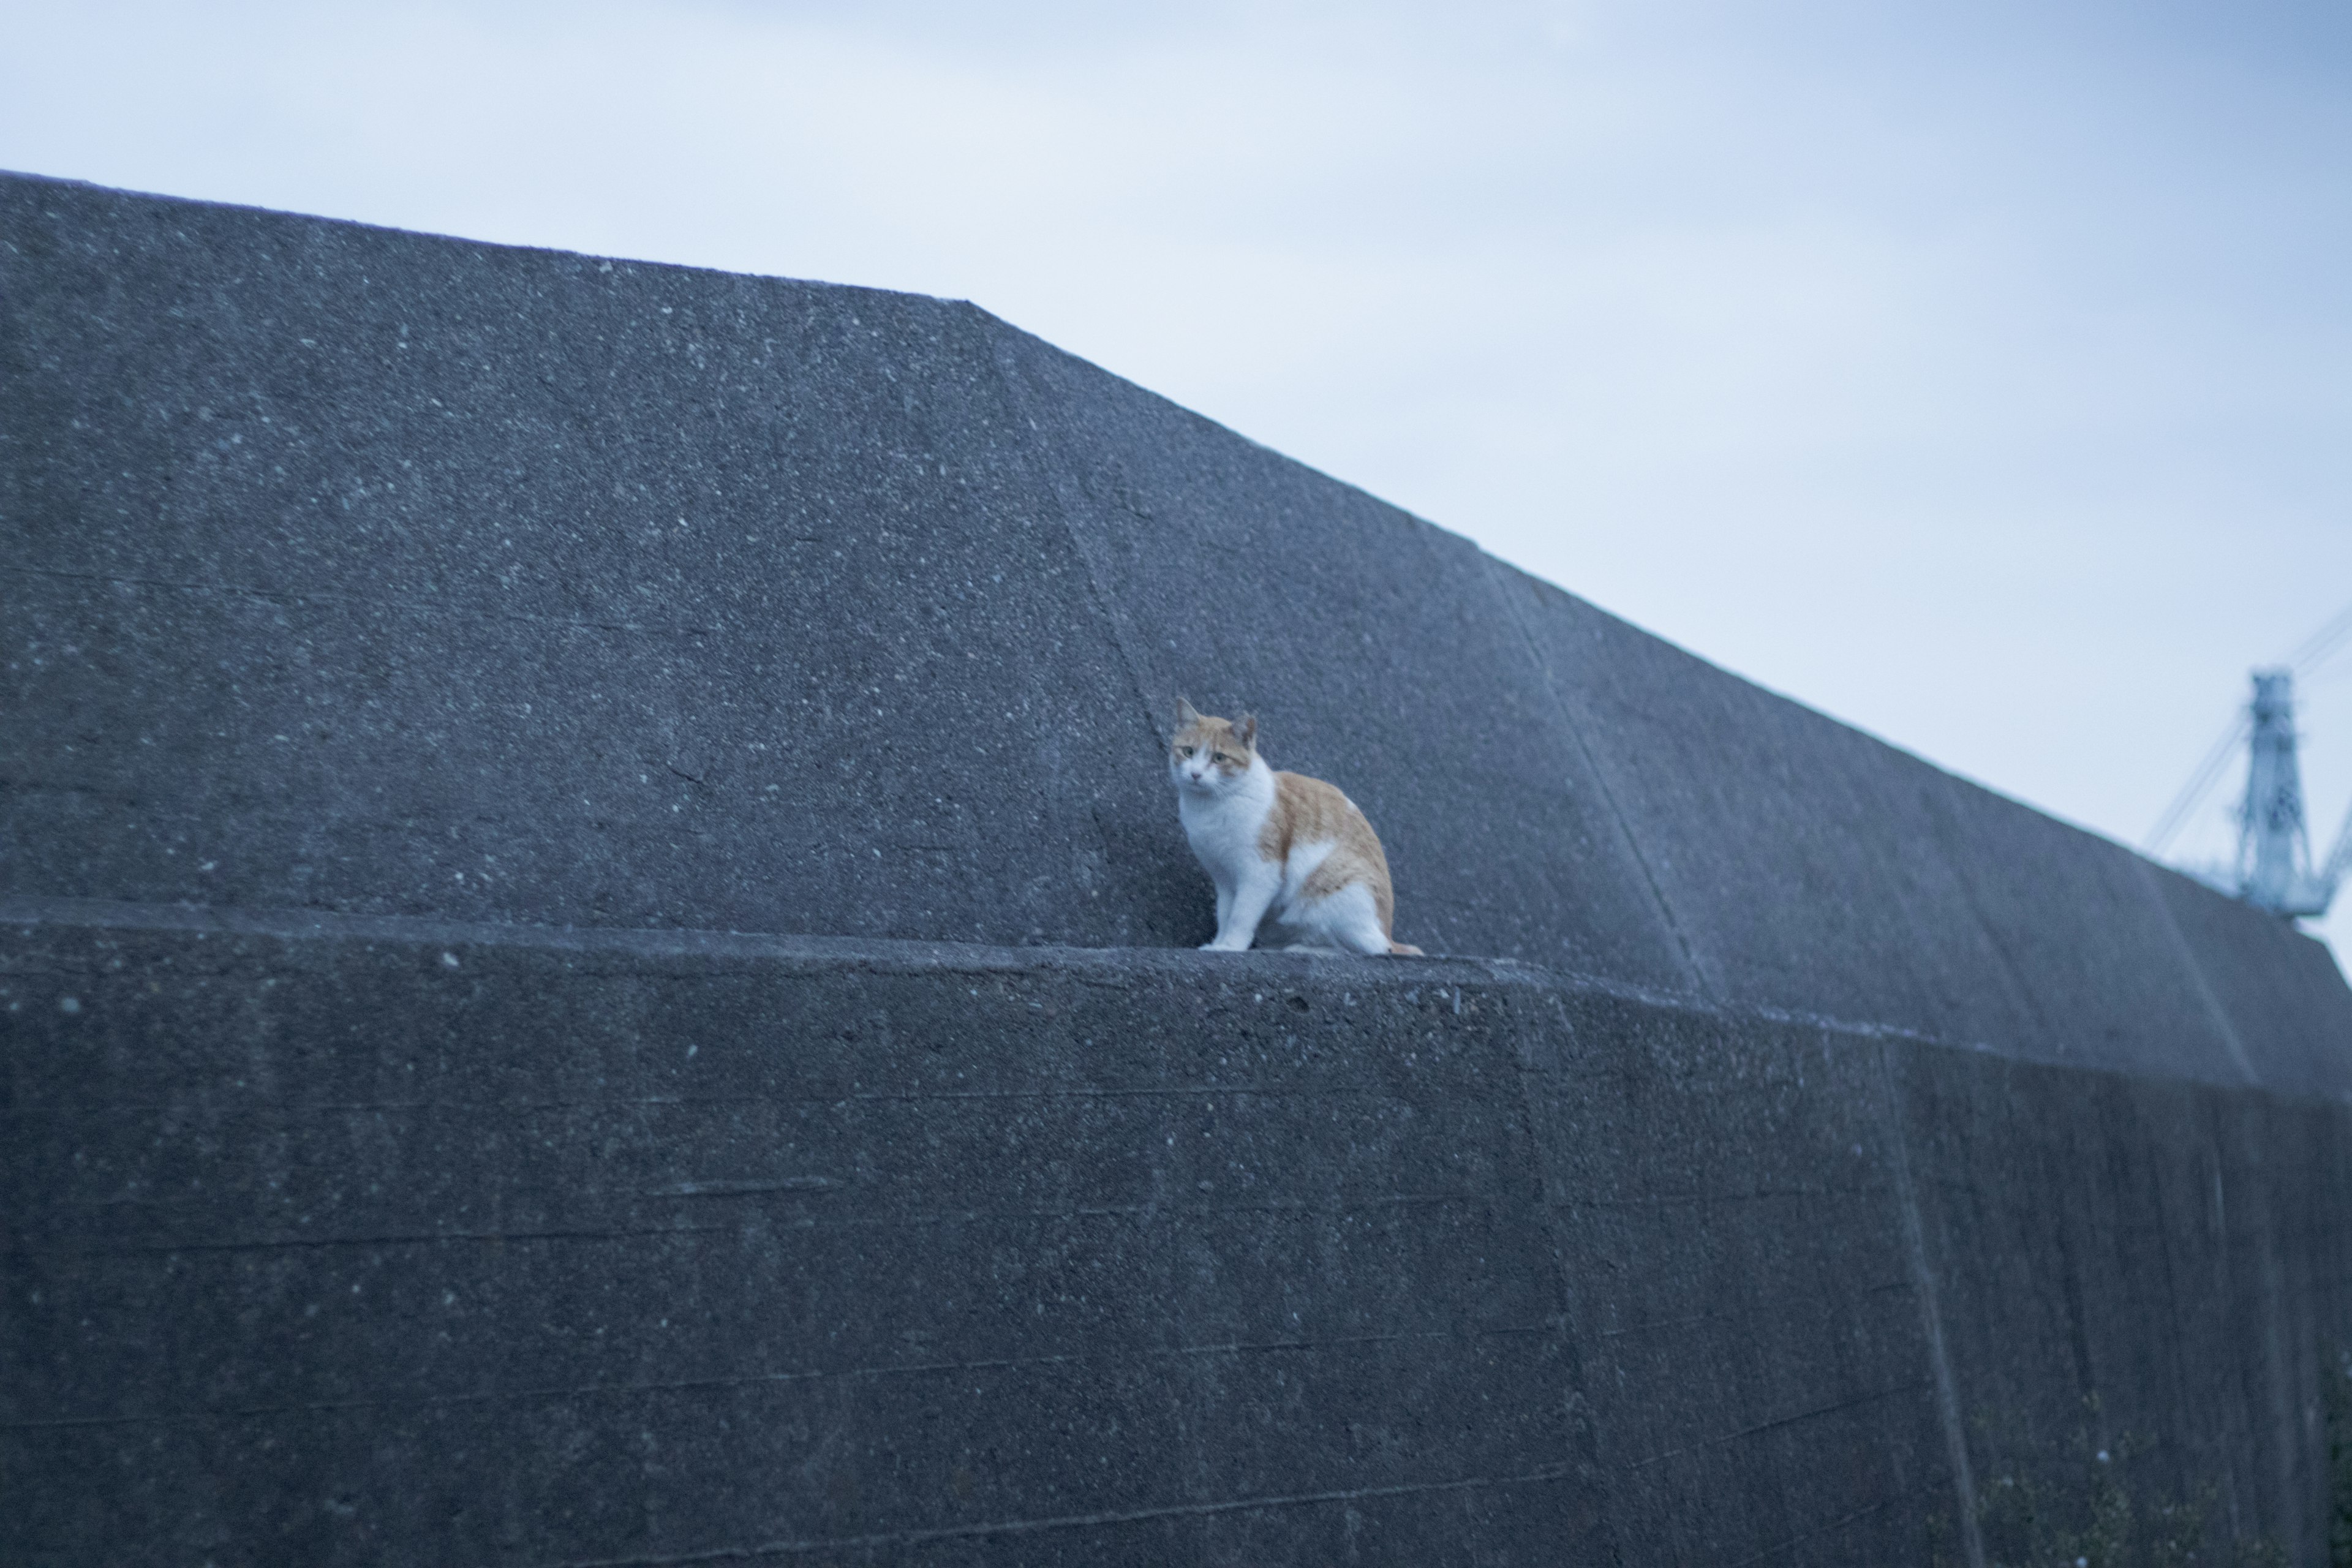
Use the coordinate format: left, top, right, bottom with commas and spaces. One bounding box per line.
6, 1, 2349, 944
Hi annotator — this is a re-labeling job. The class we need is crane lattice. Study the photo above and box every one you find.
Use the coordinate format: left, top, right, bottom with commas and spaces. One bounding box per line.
2147, 606, 2352, 919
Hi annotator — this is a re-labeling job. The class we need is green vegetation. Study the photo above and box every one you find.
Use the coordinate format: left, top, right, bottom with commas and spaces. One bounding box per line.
2328, 1347, 2352, 1568
1933, 1395, 2286, 1568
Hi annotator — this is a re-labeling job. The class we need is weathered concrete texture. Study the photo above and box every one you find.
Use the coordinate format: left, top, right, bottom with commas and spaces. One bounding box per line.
1508, 579, 2352, 1098
8, 170, 2348, 1100
4, 903, 2345, 1565
8, 172, 2352, 1564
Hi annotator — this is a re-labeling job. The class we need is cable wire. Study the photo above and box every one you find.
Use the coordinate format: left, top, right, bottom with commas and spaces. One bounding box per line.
2285, 598, 2352, 673
2144, 710, 2248, 855
2146, 599, 2352, 862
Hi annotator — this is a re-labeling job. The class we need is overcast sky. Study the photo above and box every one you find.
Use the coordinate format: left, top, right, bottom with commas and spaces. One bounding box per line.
7, 0, 2350, 948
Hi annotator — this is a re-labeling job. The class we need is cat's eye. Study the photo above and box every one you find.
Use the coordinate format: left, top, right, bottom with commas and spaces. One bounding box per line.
1177, 745, 1196, 758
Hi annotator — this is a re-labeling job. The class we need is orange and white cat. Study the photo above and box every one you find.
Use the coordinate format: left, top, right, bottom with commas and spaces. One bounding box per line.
1168, 699, 1423, 957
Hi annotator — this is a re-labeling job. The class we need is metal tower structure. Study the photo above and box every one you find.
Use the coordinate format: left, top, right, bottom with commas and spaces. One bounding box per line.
2223, 668, 2352, 918
2147, 606, 2352, 920
2237, 669, 2325, 913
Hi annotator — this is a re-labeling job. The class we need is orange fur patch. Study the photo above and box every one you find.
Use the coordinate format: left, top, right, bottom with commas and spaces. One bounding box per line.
1173, 699, 1408, 948
1170, 703, 1256, 779
1261, 772, 1396, 937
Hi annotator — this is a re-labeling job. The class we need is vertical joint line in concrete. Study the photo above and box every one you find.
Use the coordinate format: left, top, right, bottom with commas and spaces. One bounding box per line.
2134, 858, 2261, 1088
1874, 1039, 1986, 1568
1509, 987, 1632, 1567
1487, 560, 1717, 1001
1920, 790, 2059, 1044
975, 315, 1166, 747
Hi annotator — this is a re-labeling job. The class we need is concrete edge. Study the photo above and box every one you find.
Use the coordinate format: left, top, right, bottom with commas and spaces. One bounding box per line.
0, 166, 940, 307
12, 892, 2343, 1107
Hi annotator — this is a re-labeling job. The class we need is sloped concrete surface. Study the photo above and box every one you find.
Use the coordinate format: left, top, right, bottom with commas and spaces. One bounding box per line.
6, 173, 2352, 1564
7, 170, 2346, 1096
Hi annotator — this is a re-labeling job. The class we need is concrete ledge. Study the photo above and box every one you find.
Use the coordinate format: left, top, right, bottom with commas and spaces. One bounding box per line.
6, 902, 2345, 1563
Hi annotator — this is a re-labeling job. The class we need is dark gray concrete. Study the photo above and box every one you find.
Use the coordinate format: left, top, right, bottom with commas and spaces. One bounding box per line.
2, 173, 1172, 948
4, 901, 2345, 1564
7, 173, 2352, 1564
10, 170, 2345, 1099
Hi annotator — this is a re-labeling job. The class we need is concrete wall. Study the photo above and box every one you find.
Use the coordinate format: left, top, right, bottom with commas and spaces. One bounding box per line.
5, 903, 2346, 1564
6, 172, 2352, 1562
8, 170, 2348, 1099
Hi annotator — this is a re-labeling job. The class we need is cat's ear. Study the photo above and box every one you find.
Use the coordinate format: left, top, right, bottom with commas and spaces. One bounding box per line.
1236, 714, 1257, 749
1174, 696, 1200, 727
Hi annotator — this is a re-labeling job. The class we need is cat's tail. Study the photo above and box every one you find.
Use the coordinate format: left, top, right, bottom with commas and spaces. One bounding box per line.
1387, 941, 1425, 957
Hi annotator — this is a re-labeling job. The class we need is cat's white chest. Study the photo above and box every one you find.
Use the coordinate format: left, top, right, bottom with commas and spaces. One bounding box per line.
1177, 774, 1274, 882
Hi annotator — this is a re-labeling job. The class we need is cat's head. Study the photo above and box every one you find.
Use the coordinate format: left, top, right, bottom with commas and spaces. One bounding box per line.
1169, 698, 1258, 793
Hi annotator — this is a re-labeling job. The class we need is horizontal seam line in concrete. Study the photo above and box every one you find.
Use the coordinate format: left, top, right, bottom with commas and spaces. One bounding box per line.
1623, 1379, 1932, 1470
0, 890, 1982, 1039
1722, 1494, 1902, 1567
522, 1464, 1582, 1564
1, 1085, 1433, 1115
7, 892, 2334, 1099
1551, 1185, 1886, 1211
8, 564, 723, 636
1, 891, 1541, 986
19, 1193, 1492, 1257
6, 1322, 1556, 1429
